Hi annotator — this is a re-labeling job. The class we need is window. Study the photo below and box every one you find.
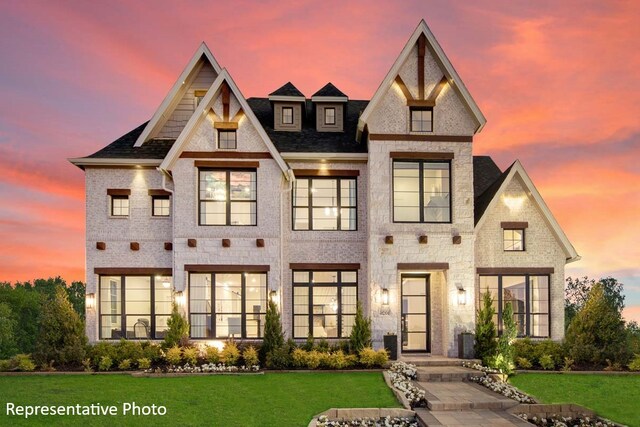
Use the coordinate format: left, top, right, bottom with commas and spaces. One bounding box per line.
189, 272, 267, 339
293, 177, 357, 230
503, 229, 525, 251
479, 275, 550, 337
194, 90, 207, 107
199, 169, 257, 226
324, 107, 336, 125
99, 275, 172, 339
393, 160, 451, 223
292, 270, 357, 338
111, 196, 129, 217
410, 107, 433, 132
218, 130, 237, 149
152, 196, 170, 217
282, 107, 293, 124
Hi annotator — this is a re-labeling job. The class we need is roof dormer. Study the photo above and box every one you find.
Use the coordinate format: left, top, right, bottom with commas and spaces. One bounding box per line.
312, 83, 347, 132
268, 82, 305, 132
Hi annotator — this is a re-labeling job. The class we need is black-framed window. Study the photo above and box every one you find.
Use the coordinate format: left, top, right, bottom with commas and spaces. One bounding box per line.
282, 107, 293, 124
99, 275, 172, 339
293, 177, 357, 230
152, 195, 170, 217
111, 195, 129, 217
324, 107, 336, 125
199, 169, 257, 226
189, 272, 267, 339
410, 107, 433, 132
292, 270, 357, 338
218, 130, 237, 149
503, 229, 525, 251
479, 274, 550, 338
393, 160, 451, 223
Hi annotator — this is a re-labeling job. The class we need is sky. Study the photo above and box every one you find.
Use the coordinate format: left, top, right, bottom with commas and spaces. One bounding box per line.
0, 0, 638, 321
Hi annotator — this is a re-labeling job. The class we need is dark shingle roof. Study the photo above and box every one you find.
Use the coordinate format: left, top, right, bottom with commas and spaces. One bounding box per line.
473, 157, 514, 224
312, 83, 347, 98
85, 122, 175, 159
247, 98, 368, 153
269, 82, 305, 97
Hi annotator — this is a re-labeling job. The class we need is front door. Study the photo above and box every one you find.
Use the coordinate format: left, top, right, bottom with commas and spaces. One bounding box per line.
401, 274, 430, 352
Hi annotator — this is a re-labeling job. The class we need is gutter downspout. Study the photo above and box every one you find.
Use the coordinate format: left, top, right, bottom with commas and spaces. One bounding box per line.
158, 168, 181, 310
280, 168, 295, 315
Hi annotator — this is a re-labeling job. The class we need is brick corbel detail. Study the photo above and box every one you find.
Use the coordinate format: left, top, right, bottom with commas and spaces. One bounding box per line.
164, 242, 173, 251
130, 242, 139, 251
418, 235, 428, 244
96, 242, 106, 250
187, 239, 197, 248
256, 239, 265, 248
452, 236, 462, 245
222, 239, 231, 248
385, 236, 394, 244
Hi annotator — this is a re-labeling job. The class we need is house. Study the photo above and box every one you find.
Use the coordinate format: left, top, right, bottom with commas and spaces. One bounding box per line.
69, 20, 579, 357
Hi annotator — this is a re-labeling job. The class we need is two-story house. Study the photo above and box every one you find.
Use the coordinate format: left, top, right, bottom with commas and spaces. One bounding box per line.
70, 20, 579, 357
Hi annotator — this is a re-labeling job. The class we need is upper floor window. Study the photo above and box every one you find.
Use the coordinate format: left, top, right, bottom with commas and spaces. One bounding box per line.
503, 229, 525, 251
410, 107, 433, 132
189, 272, 267, 339
292, 270, 357, 339
293, 177, 357, 230
324, 107, 336, 125
218, 130, 237, 149
282, 107, 294, 124
152, 195, 170, 217
393, 160, 451, 223
111, 195, 129, 217
199, 169, 257, 226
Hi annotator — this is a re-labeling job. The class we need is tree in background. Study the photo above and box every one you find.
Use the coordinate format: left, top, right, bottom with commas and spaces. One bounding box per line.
34, 286, 87, 368
565, 276, 624, 330
0, 283, 43, 355
0, 303, 18, 359
475, 290, 498, 366
349, 301, 372, 353
261, 299, 284, 363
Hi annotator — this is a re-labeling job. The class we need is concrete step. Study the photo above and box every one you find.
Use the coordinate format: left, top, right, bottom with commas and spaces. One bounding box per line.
416, 366, 478, 382
399, 356, 481, 367
417, 381, 519, 412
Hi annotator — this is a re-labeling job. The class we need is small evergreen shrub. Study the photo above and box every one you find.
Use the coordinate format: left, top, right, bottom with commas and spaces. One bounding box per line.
292, 348, 307, 368
141, 342, 163, 363
315, 339, 330, 353
98, 356, 112, 371
494, 302, 517, 375
12, 354, 35, 372
305, 350, 322, 369
221, 341, 240, 366
89, 342, 117, 367
604, 359, 622, 371
164, 304, 190, 348
539, 354, 555, 370
82, 358, 92, 372
115, 340, 143, 365
266, 346, 292, 369
562, 357, 575, 372
261, 300, 284, 363
302, 335, 314, 351
182, 347, 199, 365
475, 290, 498, 365
242, 346, 259, 367
359, 347, 378, 368
0, 359, 10, 372
165, 346, 182, 365
118, 359, 131, 370
204, 346, 220, 364
628, 354, 640, 371
349, 301, 371, 353
137, 358, 151, 370
516, 357, 532, 369
328, 350, 347, 369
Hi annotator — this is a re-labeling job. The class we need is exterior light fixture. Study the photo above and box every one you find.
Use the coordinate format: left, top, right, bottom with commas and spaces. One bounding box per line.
86, 293, 96, 310
456, 285, 466, 306
381, 288, 389, 306
269, 289, 277, 301
174, 291, 186, 306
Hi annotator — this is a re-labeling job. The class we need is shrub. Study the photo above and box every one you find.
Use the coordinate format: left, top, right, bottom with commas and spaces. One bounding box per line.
221, 341, 240, 366
137, 358, 151, 370
533, 339, 565, 368
34, 286, 87, 368
242, 346, 259, 367
628, 354, 640, 371
141, 342, 163, 363
0, 303, 18, 359
327, 350, 348, 369
292, 348, 307, 368
359, 347, 378, 368
204, 346, 220, 364
89, 342, 117, 368
318, 351, 332, 369
115, 340, 144, 365
302, 335, 314, 351
261, 300, 284, 363
165, 346, 182, 365
98, 356, 112, 371
345, 354, 358, 369
516, 357, 532, 369
182, 347, 199, 365
604, 359, 622, 371
11, 354, 36, 372
375, 349, 389, 367
494, 302, 516, 375
118, 359, 132, 370
305, 350, 322, 369
266, 346, 292, 369
82, 358, 92, 372
513, 338, 535, 362
562, 357, 575, 372
315, 339, 330, 353
164, 304, 190, 348
539, 354, 555, 370
349, 301, 371, 353
0, 359, 10, 372
475, 290, 497, 365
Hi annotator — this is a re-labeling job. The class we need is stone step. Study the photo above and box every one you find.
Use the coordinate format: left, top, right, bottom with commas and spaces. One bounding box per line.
416, 366, 478, 382
417, 381, 520, 412
400, 356, 481, 367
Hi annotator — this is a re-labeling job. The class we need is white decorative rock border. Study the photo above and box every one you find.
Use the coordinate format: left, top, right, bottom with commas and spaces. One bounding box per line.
308, 408, 418, 427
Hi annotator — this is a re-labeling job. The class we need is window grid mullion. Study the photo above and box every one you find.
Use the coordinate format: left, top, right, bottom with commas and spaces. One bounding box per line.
336, 179, 342, 230
211, 274, 216, 339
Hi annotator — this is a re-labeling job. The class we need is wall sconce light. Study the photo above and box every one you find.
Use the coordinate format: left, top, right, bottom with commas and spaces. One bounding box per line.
456, 285, 466, 306
86, 293, 96, 310
174, 291, 186, 306
269, 289, 277, 302
381, 288, 389, 306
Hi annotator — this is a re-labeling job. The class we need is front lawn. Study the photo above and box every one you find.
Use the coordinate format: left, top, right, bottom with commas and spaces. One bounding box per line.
510, 373, 640, 427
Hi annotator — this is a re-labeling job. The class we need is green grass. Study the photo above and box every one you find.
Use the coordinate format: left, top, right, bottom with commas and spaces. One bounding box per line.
0, 372, 400, 426
510, 373, 640, 427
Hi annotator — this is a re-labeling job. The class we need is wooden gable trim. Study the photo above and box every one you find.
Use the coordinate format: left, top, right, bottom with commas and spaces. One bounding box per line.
148, 189, 171, 196
181, 151, 272, 159
394, 75, 414, 102
417, 34, 426, 99
501, 221, 529, 229
221, 82, 230, 121
292, 169, 360, 177
194, 160, 259, 169
369, 134, 472, 142
407, 99, 436, 107
390, 151, 454, 160
106, 189, 131, 196
231, 108, 245, 122
214, 122, 239, 130
184, 264, 270, 272
427, 75, 448, 103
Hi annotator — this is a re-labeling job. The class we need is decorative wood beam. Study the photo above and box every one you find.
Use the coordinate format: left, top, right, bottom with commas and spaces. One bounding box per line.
187, 239, 197, 248
94, 267, 172, 275
148, 189, 171, 196
426, 75, 448, 104
394, 75, 414, 102
289, 263, 360, 270
292, 169, 360, 177
397, 263, 449, 270
221, 82, 230, 121
106, 189, 131, 196
164, 242, 173, 251
194, 160, 259, 169
213, 122, 239, 130
184, 264, 271, 272
406, 99, 436, 107
501, 221, 529, 229
476, 267, 554, 275
369, 134, 472, 142
231, 108, 245, 122
390, 151, 454, 160
418, 34, 426, 99
180, 151, 272, 159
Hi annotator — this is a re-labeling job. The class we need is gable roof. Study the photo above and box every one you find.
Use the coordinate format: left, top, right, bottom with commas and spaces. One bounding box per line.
359, 19, 486, 133
248, 98, 368, 153
159, 69, 290, 175
133, 42, 222, 147
475, 159, 580, 263
473, 156, 510, 224
269, 82, 305, 97
312, 83, 347, 98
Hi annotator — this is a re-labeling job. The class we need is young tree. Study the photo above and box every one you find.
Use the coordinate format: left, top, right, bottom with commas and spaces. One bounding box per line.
349, 301, 371, 353
261, 299, 284, 363
475, 290, 498, 366
34, 286, 87, 368
495, 302, 517, 375
164, 303, 190, 348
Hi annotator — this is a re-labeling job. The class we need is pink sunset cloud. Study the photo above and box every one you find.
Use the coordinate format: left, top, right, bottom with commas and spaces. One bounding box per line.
0, 0, 638, 321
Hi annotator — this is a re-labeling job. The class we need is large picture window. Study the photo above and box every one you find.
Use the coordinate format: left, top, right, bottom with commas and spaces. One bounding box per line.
189, 272, 267, 339
99, 275, 172, 340
292, 270, 357, 338
479, 274, 550, 337
393, 160, 451, 223
199, 169, 257, 226
293, 177, 357, 230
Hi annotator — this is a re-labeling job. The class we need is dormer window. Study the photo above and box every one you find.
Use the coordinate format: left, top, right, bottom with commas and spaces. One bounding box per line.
410, 107, 433, 132
282, 107, 294, 125
324, 107, 336, 125
218, 130, 237, 149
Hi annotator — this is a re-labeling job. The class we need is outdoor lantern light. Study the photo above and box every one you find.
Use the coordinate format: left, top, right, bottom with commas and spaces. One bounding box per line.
381, 288, 389, 306
174, 291, 186, 306
86, 293, 96, 310
269, 289, 277, 301
457, 285, 466, 306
